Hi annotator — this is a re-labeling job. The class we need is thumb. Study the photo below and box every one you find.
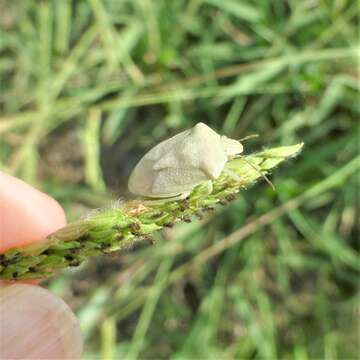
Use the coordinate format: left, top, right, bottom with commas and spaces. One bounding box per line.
0, 284, 83, 359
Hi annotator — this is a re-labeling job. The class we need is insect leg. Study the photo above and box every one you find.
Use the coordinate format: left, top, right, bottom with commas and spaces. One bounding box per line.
142, 191, 191, 205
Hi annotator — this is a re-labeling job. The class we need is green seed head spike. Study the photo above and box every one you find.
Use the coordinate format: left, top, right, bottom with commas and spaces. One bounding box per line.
0, 140, 304, 280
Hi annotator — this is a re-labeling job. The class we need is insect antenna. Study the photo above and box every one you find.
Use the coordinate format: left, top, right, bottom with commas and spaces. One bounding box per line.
238, 134, 259, 142
242, 156, 275, 191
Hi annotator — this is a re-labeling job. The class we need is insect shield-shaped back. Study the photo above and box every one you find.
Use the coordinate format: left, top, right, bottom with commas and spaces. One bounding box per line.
128, 123, 243, 198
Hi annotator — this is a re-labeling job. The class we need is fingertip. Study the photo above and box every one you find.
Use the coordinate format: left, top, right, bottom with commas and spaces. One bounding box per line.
0, 172, 67, 253
0, 284, 83, 359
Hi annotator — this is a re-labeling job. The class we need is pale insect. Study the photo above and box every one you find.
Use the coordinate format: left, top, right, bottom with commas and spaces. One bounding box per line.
128, 122, 243, 199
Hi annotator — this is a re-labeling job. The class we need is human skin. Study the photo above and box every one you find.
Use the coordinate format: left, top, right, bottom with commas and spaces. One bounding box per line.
0, 172, 83, 359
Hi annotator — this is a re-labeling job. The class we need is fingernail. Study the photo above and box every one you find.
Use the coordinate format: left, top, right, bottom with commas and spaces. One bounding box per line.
0, 284, 83, 359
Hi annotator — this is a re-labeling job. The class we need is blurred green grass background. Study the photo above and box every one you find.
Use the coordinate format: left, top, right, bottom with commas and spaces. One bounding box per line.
0, 0, 359, 359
